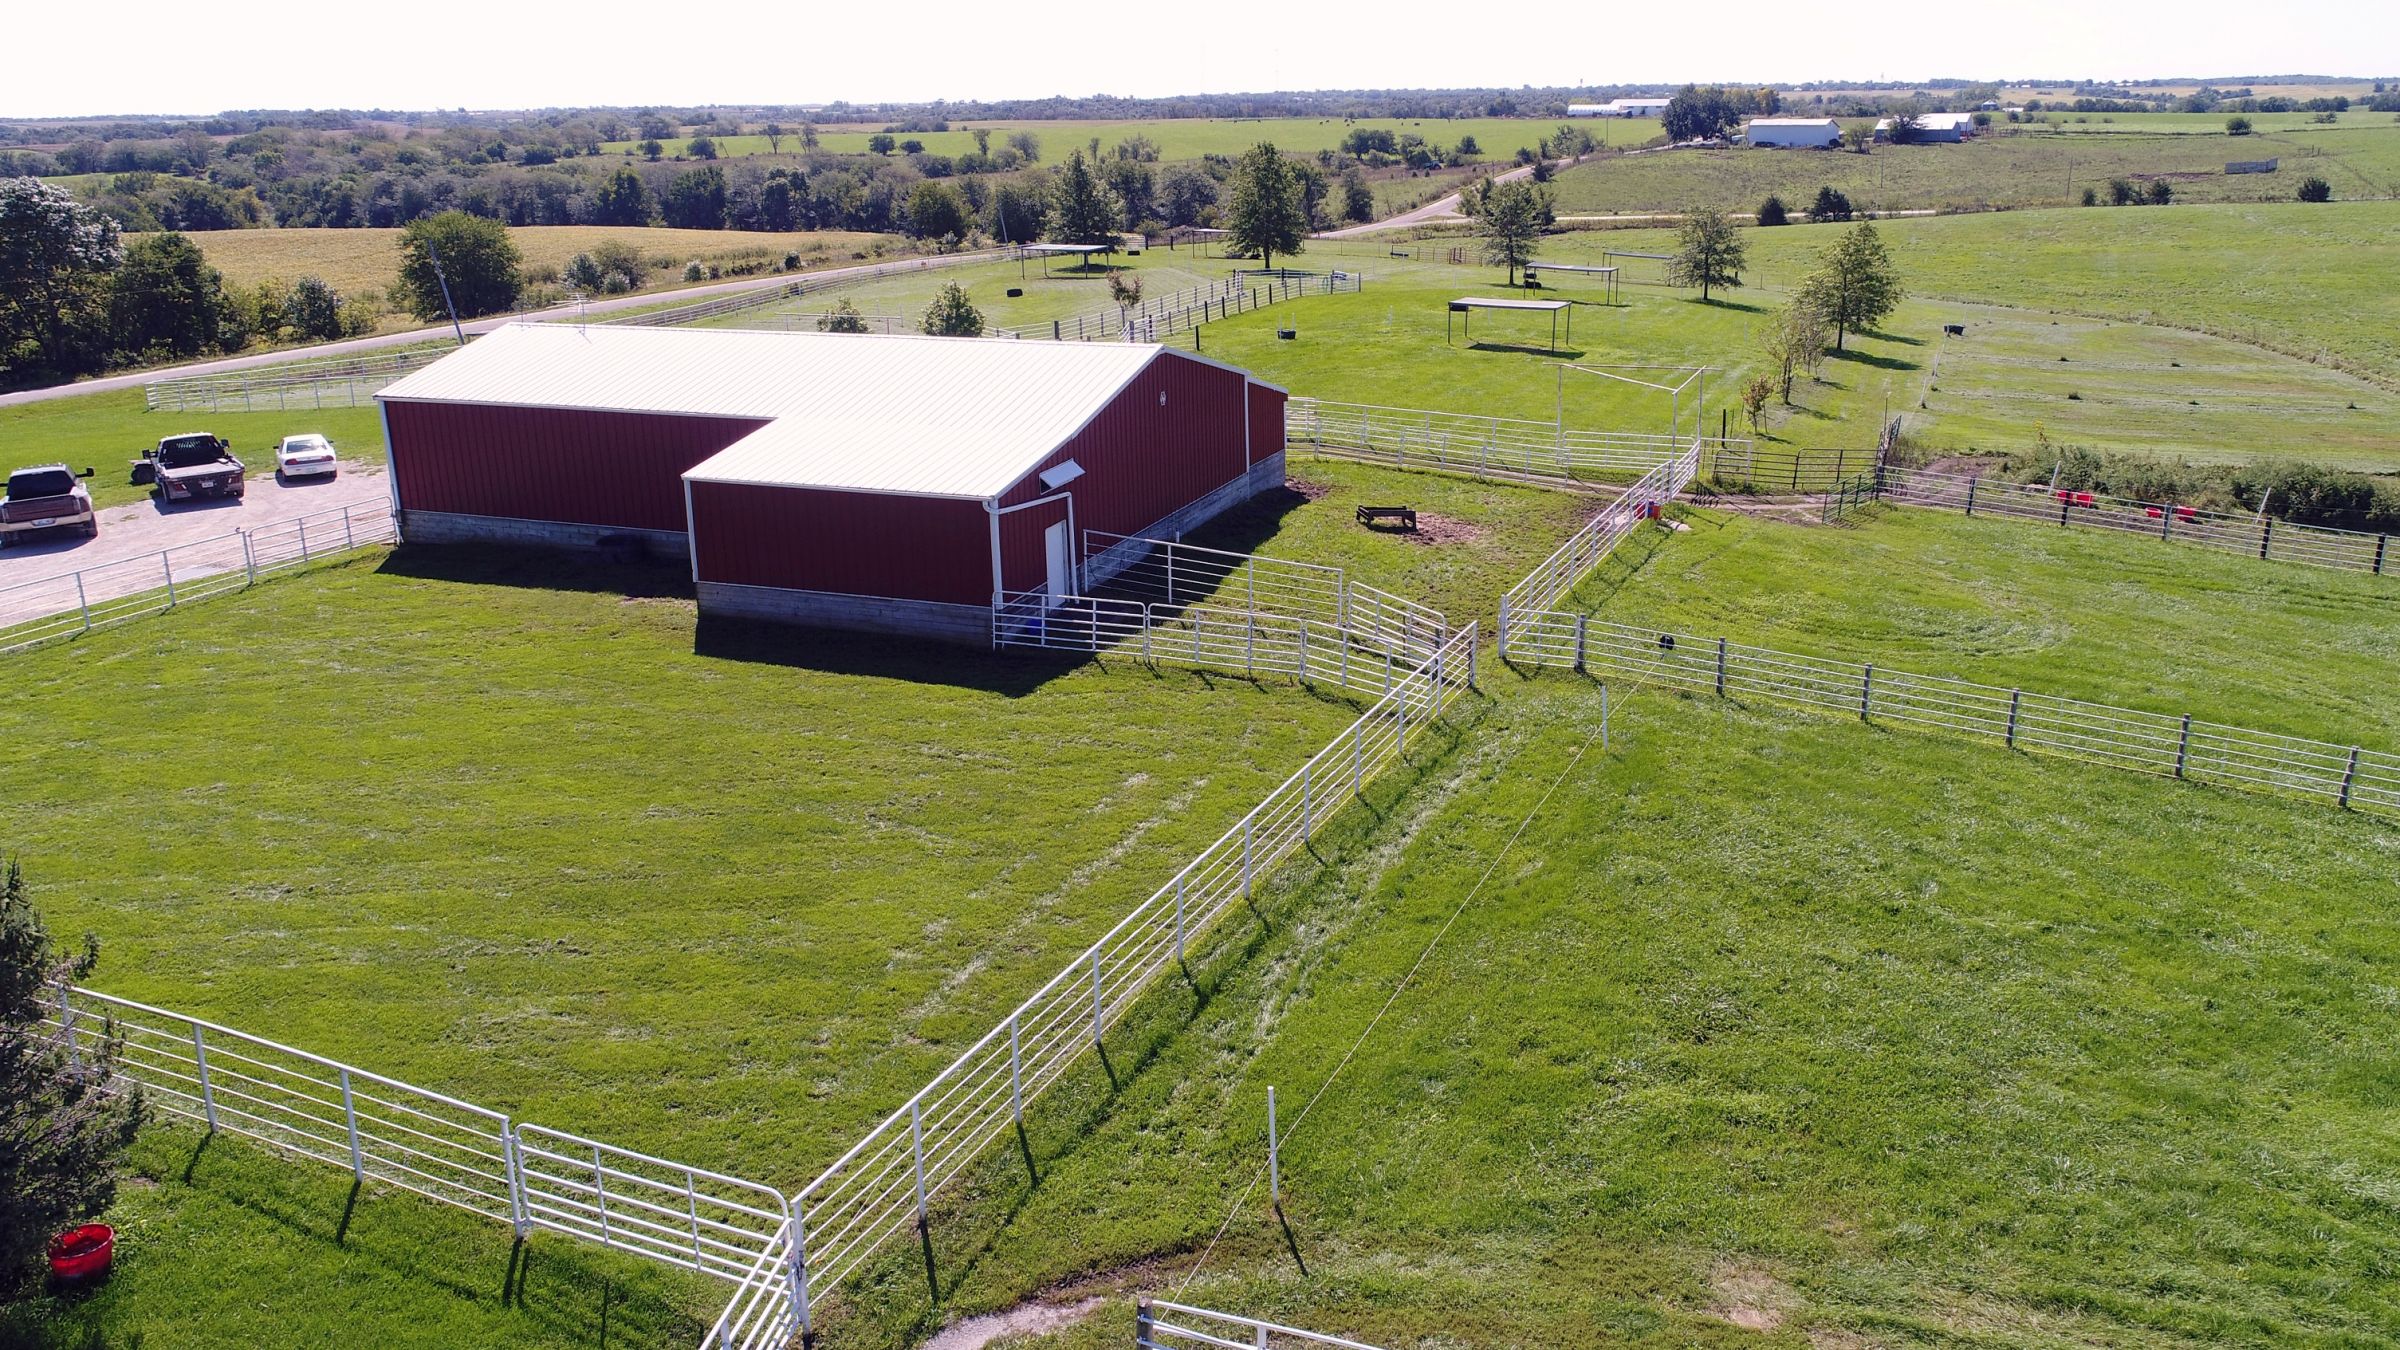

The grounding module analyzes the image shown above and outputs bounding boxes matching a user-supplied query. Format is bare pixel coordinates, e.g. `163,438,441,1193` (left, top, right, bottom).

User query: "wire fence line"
0,497,397,657
1139,1300,1390,1350
1880,466,2396,579
706,622,1481,1350
1578,619,2398,817
1496,445,1702,669
1082,531,1447,660
44,986,793,1285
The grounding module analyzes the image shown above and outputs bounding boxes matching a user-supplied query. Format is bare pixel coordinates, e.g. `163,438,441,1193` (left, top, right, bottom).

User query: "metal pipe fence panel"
1289,398,1729,488
0,499,398,657
513,1125,790,1281
1082,532,1445,661
1577,619,2398,817
1497,445,1700,667
711,624,1480,1349
1882,466,2395,579
1139,1300,1391,1350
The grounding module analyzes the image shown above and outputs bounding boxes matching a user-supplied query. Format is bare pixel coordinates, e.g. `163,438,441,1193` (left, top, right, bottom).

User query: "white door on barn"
1044,520,1074,603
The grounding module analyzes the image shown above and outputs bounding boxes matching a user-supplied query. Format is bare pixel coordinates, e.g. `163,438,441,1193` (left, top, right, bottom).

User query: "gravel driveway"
0,460,390,632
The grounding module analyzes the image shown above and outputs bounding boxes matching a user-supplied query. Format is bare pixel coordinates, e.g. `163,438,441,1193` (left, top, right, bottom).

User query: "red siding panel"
992,351,1257,594
387,401,770,534
1248,384,1287,467
690,481,992,606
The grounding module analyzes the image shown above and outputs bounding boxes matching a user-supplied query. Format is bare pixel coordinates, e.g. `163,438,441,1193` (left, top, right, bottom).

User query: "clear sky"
6,0,2392,117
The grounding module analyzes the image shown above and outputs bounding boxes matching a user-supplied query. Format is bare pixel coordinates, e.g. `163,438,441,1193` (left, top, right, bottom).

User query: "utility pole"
428,239,466,346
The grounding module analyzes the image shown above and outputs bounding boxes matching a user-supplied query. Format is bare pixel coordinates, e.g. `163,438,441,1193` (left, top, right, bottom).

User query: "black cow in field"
1943,323,1967,337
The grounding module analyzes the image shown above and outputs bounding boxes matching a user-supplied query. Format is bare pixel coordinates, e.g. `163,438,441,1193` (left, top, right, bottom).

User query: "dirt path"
920,1296,1107,1350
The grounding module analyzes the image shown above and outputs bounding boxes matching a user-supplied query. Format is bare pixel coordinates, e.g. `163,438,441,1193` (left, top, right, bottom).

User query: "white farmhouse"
1744,117,1844,148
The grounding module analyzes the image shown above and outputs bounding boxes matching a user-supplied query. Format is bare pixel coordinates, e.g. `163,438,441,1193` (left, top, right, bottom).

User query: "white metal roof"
1449,297,1570,311
379,323,1208,499
1748,118,1841,128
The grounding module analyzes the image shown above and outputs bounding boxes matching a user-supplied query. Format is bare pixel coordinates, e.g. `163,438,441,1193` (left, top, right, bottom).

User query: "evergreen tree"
2,859,146,1291
1224,143,1309,270
921,281,984,337
1048,151,1123,246
1798,222,1903,350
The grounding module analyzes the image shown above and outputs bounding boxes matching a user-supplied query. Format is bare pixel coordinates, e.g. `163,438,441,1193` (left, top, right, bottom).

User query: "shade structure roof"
1448,297,1571,312
378,323,1196,500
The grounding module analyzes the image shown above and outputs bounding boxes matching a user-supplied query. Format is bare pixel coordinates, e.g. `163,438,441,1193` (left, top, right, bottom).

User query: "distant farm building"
1875,112,1977,143
2226,158,2280,174
1571,98,1671,117
376,325,1287,644
1744,117,1844,148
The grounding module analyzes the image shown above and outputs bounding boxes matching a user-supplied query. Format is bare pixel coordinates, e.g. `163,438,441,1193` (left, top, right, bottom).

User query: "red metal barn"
376,324,1286,643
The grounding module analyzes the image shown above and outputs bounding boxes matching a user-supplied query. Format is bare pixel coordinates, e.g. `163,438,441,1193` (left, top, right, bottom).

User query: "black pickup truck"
147,433,246,504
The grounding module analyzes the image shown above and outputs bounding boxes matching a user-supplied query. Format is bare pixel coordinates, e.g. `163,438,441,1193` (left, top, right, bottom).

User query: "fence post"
685,1168,705,1268
1351,715,1365,799
1496,596,1510,662
1091,948,1103,1046
1715,638,1728,697
1267,1085,1280,1209
2340,747,2360,809
2375,535,2388,576
1601,683,1610,752
340,1068,366,1182
1009,1013,1023,1125
910,1099,927,1230
191,1024,218,1131
241,531,258,585
2006,689,2022,748
1301,758,1313,836
75,573,92,632
789,1202,815,1346
163,553,177,606
1574,614,1589,671
1298,620,1310,682
1174,874,1186,963
1860,663,1874,720
2259,517,2273,560
500,1126,529,1235
343,506,356,551
2175,715,2192,778
1137,1300,1153,1350
1467,635,1477,689
1246,611,1255,676
298,517,310,563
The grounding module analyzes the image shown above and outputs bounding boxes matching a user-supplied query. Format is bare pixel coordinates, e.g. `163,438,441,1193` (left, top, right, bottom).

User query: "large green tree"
2,859,146,1291
397,211,522,323
1478,179,1553,286
108,232,228,361
590,167,649,226
1048,151,1123,246
920,281,985,337
1667,207,1746,301
1223,142,1309,270
907,181,969,241
1799,222,1904,350
0,177,120,387
660,165,728,230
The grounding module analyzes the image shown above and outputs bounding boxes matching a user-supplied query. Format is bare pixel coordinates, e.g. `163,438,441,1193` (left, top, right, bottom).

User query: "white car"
275,434,340,480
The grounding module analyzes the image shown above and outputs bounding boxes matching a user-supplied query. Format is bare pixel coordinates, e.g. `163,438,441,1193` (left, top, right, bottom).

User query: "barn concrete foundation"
398,511,690,559
696,582,994,645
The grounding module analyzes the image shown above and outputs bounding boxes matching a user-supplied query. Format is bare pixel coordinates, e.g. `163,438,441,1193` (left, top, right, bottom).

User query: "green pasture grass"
821,671,2400,1349
1574,504,2400,743
0,1125,719,1349
0,388,390,509
602,117,1663,164
1906,307,2400,470
704,248,1229,334
2012,110,2391,134
1544,123,2400,219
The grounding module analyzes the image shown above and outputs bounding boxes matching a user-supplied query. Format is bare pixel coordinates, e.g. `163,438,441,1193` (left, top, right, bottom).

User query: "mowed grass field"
0,388,390,509
605,116,1664,162
1574,504,2400,744
822,667,2400,1350
0,460,1569,1346
1546,124,2400,218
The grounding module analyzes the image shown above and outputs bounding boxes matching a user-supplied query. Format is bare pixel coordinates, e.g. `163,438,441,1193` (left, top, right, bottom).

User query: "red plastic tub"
48,1225,115,1281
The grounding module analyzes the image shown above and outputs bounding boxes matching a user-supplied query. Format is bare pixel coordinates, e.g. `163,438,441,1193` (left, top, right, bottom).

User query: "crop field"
1544,124,2400,218
603,117,1663,163
166,226,906,319
819,667,2400,1350
1572,503,2400,743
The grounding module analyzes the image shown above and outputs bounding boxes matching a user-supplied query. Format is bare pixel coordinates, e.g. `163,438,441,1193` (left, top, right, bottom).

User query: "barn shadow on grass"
694,615,1078,697
379,542,693,601
1173,483,1309,556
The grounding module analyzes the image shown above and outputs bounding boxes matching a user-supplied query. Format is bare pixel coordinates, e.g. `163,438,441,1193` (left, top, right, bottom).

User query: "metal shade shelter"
1448,297,1573,353
1522,263,1620,305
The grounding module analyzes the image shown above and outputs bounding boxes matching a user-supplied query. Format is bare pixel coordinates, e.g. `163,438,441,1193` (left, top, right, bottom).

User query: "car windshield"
157,438,224,468
285,437,327,453
7,469,75,499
